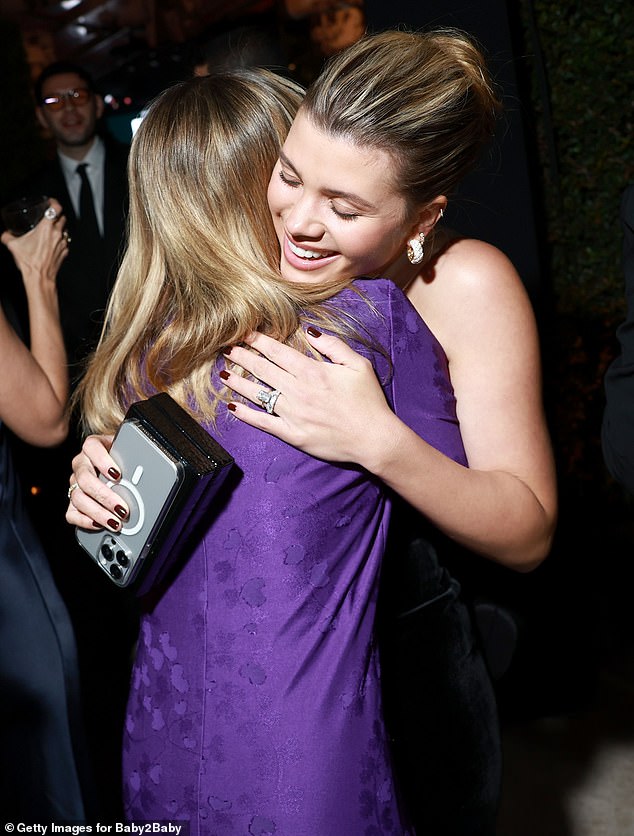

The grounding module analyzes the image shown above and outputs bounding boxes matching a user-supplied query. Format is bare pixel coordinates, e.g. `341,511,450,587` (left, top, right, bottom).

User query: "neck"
58,135,97,162
383,250,422,293
385,227,455,292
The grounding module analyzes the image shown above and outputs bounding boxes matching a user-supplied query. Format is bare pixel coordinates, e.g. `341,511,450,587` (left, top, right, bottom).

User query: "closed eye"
330,202,358,221
279,168,358,220
279,169,301,188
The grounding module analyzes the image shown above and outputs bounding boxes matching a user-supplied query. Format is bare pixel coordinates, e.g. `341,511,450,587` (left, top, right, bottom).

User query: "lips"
61,118,84,129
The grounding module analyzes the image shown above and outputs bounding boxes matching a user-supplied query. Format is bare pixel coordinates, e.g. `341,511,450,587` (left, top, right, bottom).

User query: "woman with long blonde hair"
69,67,470,832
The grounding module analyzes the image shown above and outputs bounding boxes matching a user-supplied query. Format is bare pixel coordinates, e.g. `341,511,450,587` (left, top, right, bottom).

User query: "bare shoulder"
432,237,525,296
411,237,536,358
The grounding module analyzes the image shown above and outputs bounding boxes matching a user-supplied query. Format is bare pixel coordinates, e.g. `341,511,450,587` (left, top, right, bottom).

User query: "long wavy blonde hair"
77,70,360,434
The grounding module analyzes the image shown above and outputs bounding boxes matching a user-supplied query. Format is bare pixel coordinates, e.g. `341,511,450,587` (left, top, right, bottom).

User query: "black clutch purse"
75,392,234,594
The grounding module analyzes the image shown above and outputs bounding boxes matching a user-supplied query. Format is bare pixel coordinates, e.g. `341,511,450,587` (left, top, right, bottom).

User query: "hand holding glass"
1,196,51,236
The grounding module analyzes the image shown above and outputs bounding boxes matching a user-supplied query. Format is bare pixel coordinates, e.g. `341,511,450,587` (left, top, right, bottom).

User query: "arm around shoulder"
365,238,557,570
220,240,557,568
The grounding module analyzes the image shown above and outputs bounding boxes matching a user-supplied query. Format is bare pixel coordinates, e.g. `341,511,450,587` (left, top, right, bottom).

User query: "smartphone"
76,419,182,587
75,393,234,593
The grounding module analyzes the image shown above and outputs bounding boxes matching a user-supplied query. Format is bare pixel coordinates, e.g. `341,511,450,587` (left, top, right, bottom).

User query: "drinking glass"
1,195,50,236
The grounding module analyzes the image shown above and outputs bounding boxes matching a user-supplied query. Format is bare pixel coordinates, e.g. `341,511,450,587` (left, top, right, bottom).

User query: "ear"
35,106,49,131
94,93,105,120
408,196,448,240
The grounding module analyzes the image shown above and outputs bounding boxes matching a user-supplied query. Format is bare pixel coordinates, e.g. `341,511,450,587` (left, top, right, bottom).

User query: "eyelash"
279,169,300,188
330,205,358,222
278,169,359,222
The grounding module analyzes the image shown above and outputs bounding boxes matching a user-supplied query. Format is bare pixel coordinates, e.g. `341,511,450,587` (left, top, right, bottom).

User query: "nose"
284,193,323,241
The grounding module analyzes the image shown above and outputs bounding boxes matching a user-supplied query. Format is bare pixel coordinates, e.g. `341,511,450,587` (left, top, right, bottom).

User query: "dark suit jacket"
602,185,634,494
19,136,129,374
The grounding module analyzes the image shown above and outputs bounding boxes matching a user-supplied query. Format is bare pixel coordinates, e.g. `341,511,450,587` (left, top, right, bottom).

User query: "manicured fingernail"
114,505,128,519
227,403,237,412
219,370,230,380
107,518,119,531
306,327,322,338
108,467,121,480
223,346,234,355
91,520,102,529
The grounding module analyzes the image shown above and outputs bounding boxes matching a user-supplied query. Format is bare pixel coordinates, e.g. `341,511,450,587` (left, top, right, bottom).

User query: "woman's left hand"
221,329,396,465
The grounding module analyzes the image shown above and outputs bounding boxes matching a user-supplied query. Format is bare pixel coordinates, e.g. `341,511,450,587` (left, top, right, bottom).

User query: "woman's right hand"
2,198,69,288
223,329,397,468
66,434,129,531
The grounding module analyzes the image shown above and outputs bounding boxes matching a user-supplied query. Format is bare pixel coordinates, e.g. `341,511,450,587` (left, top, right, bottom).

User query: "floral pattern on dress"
123,280,466,834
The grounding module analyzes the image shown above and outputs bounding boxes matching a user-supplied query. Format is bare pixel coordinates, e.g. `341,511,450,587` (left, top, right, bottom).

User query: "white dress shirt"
58,136,106,236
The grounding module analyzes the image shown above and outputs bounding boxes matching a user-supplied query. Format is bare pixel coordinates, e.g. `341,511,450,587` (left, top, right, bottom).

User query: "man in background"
27,60,128,371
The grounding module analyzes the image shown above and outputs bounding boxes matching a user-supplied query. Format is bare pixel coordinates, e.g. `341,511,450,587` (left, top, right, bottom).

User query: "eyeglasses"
40,88,91,111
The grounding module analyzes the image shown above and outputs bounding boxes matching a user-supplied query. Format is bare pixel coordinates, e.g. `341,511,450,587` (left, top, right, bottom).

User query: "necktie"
76,162,102,241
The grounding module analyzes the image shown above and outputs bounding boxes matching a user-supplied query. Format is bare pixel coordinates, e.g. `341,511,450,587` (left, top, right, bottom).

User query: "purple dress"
122,279,467,834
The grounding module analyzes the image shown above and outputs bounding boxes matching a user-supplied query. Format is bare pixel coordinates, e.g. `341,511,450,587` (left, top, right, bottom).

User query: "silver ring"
63,230,71,243
67,482,79,499
44,206,57,221
256,388,281,415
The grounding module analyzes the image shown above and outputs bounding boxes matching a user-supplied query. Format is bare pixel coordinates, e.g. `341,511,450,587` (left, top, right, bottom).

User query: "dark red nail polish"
114,505,128,519
227,403,237,412
306,327,322,338
223,346,234,355
107,518,119,530
91,520,102,529
219,370,230,380
108,467,121,480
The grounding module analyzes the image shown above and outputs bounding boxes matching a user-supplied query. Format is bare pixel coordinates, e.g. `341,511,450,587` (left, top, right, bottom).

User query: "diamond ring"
257,388,282,415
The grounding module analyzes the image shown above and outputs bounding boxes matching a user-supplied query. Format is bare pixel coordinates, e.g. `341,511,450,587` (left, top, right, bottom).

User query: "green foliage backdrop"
509,1,633,498
520,0,634,320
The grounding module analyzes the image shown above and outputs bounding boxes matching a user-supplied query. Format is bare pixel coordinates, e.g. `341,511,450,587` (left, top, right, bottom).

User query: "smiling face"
267,111,418,286
36,72,103,158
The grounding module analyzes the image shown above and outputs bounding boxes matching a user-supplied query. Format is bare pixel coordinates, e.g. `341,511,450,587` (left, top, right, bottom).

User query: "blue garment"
0,422,88,822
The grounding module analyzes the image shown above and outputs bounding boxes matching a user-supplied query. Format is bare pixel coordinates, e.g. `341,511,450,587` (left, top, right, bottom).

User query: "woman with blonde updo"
208,29,556,834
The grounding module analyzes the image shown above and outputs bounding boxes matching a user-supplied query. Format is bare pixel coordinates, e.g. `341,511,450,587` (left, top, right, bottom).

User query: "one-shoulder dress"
122,279,467,835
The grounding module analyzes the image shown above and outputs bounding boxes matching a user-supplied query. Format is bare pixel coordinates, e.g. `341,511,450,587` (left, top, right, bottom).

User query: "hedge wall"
519,0,634,320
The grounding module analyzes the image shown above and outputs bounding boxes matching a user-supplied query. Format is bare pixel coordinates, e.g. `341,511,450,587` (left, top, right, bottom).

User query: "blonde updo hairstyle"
302,28,502,214
77,70,356,434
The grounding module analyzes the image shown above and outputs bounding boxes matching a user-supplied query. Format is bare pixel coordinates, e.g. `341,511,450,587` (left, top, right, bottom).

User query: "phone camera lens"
101,543,114,561
110,564,123,580
116,550,129,567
